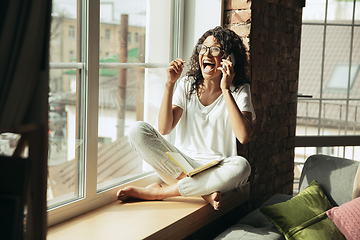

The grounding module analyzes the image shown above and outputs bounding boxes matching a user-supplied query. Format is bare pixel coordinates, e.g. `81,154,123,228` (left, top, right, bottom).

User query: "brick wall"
224,0,304,208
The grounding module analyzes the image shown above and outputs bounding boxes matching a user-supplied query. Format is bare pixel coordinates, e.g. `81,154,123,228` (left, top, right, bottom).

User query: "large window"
48,0,82,208
97,0,164,192
295,0,360,190
47,0,223,226
47,0,174,226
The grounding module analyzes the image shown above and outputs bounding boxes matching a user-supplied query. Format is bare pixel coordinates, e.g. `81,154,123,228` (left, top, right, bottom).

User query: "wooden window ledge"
47,183,249,240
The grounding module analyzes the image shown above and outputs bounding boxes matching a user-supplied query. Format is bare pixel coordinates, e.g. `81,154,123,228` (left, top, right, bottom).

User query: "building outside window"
325,63,359,91
105,29,111,41
135,32,139,43
68,25,76,39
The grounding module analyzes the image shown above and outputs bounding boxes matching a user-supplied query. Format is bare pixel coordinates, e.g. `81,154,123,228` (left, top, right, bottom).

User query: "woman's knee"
127,121,154,145
228,156,251,177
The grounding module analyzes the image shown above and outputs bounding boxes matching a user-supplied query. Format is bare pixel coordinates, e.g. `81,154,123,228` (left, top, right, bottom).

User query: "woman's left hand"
218,56,235,91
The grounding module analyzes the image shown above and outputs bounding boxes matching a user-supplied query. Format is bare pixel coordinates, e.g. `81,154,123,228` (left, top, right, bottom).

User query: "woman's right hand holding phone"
166,58,186,84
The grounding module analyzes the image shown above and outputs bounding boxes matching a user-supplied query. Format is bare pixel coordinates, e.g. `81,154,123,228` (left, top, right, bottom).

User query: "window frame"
47,0,181,227
295,0,360,158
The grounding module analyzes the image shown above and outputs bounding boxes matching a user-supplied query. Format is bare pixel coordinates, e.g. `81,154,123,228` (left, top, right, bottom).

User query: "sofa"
214,154,360,240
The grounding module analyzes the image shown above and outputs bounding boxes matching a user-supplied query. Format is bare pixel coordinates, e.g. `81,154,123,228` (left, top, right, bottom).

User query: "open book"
166,152,222,177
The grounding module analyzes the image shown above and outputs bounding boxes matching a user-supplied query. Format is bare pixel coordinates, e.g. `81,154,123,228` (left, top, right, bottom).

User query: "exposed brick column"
223,0,251,57
223,0,303,208
223,0,252,160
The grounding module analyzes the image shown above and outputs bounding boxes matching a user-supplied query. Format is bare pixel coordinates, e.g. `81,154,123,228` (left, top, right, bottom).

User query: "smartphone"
229,53,236,66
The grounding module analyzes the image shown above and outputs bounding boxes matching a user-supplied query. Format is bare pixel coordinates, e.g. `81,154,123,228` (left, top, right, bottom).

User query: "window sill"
47,182,250,240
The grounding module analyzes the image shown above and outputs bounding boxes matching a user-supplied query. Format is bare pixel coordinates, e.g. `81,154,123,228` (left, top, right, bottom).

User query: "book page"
166,152,194,174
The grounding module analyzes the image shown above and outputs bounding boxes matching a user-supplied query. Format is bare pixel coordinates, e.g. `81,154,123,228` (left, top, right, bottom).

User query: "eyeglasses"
197,44,223,57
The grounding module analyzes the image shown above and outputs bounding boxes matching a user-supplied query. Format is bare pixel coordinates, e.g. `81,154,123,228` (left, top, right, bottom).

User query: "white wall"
182,0,223,63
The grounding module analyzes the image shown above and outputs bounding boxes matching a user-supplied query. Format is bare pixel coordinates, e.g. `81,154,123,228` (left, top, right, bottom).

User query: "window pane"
298,25,324,97
352,27,360,83
326,64,359,90
97,0,149,191
48,69,85,207
296,99,360,136
97,65,145,191
302,0,326,23
296,100,320,136
347,100,360,135
320,100,347,135
327,0,356,24
295,147,318,163
99,0,146,63
355,1,360,21
50,1,78,63
323,26,352,96
96,66,169,191
303,1,359,24
48,0,86,208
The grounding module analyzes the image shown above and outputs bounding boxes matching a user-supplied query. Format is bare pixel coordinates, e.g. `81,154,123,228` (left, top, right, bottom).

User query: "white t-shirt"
172,76,256,162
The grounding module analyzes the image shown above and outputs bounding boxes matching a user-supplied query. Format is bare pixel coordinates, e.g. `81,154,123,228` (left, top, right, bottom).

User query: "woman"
117,26,255,210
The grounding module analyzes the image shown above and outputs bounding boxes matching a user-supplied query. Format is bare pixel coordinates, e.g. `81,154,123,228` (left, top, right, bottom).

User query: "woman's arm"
158,59,185,135
158,83,183,135
219,57,253,144
222,90,253,144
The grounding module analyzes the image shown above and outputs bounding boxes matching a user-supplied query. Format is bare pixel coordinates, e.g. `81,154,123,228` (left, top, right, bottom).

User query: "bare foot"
202,192,221,210
117,183,163,201
117,182,181,202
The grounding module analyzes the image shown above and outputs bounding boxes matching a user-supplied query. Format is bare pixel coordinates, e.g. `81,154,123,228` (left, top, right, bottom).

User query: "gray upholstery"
214,154,360,240
299,154,359,206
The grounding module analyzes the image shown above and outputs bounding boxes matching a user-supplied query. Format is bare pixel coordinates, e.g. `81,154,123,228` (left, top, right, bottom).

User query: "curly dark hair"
185,26,250,98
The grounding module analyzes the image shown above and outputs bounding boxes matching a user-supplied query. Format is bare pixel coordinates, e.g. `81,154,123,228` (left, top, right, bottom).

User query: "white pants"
127,121,251,197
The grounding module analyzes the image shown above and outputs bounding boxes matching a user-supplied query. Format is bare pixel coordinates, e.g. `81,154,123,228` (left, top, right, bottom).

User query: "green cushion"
260,180,346,240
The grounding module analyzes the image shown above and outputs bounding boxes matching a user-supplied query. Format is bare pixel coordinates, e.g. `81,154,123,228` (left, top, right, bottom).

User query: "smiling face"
199,35,223,81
